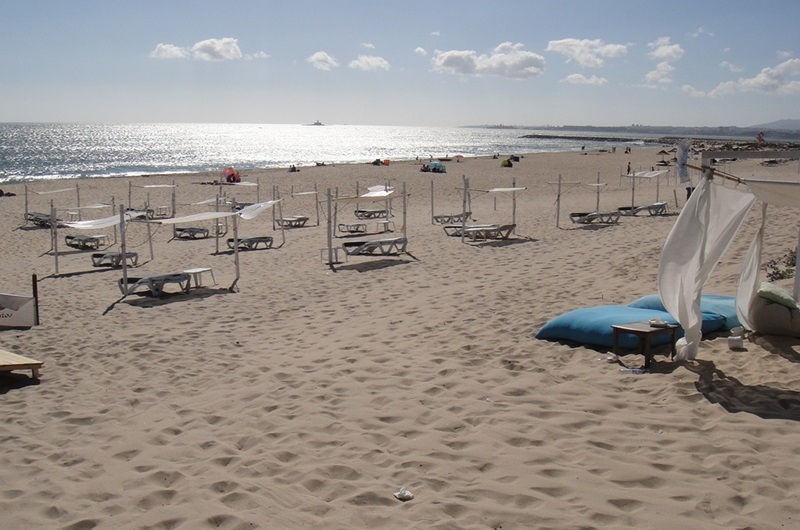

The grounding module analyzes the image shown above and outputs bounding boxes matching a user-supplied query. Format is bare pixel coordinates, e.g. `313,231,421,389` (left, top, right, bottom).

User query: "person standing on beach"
627,162,631,175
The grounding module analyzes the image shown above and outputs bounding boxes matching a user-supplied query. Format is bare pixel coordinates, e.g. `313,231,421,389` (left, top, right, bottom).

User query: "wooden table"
611,321,677,368
0,348,43,379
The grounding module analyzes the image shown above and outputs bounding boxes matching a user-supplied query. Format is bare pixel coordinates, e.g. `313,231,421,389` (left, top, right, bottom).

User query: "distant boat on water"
304,120,325,126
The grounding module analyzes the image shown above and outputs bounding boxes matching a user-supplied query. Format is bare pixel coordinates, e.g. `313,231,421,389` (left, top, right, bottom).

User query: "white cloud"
647,37,684,62
708,58,800,97
348,55,391,71
546,38,627,68
432,42,545,79
361,43,375,50
415,47,427,56
431,31,441,37
778,50,794,59
149,43,189,59
562,73,608,85
306,51,339,71
682,84,706,97
691,27,714,38
719,60,743,73
191,38,243,61
643,37,683,85
645,61,674,84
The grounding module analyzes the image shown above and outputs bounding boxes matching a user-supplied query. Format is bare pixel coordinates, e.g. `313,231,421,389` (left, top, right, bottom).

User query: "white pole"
512,177,517,233
76,183,82,220
556,175,562,228
326,188,334,266
315,183,320,226
120,206,128,291
147,220,154,261
51,201,58,274
430,179,435,224
230,214,240,292
403,182,408,242
595,172,601,213
461,175,468,243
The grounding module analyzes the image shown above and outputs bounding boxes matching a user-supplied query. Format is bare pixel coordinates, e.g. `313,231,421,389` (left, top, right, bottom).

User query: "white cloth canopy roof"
63,200,280,229
658,173,800,360
486,187,526,193
629,170,668,179
64,213,136,230
333,185,397,202
149,199,281,224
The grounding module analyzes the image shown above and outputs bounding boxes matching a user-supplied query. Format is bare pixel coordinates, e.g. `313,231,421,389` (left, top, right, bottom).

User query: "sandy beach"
2,146,800,530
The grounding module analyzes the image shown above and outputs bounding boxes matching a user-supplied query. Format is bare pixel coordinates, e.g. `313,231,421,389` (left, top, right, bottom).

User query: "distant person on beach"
627,162,631,175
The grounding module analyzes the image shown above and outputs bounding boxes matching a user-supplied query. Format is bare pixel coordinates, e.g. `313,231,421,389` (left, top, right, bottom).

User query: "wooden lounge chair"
354,208,388,219
175,227,210,239
65,234,105,250
125,207,154,220
442,224,498,237
433,212,472,224
118,273,191,297
338,222,367,234
341,237,407,256
92,251,138,268
226,236,273,250
463,224,516,241
25,212,62,228
277,216,309,228
618,202,668,217
570,211,621,224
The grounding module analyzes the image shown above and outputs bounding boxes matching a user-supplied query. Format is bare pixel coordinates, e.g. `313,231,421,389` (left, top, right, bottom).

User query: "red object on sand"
223,167,240,183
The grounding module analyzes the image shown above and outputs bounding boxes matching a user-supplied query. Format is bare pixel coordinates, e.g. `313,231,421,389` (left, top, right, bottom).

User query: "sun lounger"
443,224,498,237
463,224,516,241
277,216,309,228
0,347,43,379
125,207,154,220
433,212,472,224
618,202,668,217
644,202,668,216
65,234,107,250
92,251,138,268
338,222,367,234
118,273,191,297
24,212,62,228
175,227,210,239
354,208,388,219
569,211,621,224
226,236,273,250
341,237,407,256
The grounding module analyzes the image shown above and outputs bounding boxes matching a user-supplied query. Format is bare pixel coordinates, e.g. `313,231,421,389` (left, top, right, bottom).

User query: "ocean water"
0,123,644,184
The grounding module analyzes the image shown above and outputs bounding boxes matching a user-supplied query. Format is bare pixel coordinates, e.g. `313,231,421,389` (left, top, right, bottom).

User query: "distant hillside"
482,124,800,142
752,119,800,131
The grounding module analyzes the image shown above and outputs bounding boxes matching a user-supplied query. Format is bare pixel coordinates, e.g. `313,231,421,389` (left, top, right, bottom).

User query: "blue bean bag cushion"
535,305,727,349
627,293,740,330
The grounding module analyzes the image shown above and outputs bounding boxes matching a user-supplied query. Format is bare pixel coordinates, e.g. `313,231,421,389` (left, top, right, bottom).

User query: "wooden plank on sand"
0,348,43,379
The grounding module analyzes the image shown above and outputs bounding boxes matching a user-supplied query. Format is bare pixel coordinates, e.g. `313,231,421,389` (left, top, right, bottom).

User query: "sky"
2,0,799,128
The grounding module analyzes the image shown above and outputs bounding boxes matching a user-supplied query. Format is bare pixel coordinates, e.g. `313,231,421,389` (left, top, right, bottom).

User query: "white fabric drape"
735,203,768,331
658,177,756,360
